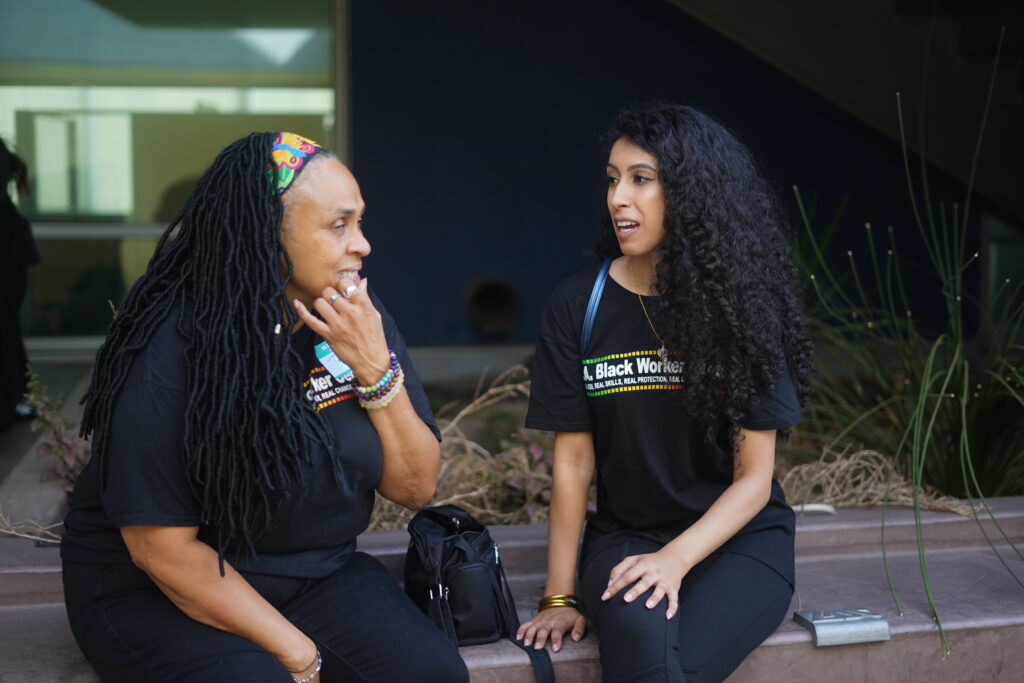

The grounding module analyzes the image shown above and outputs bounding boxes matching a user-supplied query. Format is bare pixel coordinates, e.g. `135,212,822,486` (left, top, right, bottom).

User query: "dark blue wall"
351,0,979,345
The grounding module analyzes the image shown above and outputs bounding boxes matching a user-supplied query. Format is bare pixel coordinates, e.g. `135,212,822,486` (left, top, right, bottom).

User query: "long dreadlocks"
80,131,331,560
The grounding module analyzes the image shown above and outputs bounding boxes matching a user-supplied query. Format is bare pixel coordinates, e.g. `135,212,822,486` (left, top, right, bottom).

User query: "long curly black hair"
595,104,814,454
80,132,333,563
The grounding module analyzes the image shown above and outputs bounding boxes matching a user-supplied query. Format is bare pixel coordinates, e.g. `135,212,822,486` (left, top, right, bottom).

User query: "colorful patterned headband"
267,132,323,195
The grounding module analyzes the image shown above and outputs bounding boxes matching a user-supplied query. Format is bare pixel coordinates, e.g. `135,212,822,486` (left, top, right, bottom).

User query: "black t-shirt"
526,264,801,585
61,293,440,579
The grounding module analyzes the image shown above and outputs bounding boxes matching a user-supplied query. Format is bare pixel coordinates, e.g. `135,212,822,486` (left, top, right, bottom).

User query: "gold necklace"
628,258,668,361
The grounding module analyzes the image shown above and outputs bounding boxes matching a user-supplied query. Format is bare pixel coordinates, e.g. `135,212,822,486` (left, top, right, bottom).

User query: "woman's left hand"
601,549,688,619
292,277,391,383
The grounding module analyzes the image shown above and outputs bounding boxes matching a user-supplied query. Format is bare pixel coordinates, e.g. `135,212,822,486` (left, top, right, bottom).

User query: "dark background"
351,0,1020,345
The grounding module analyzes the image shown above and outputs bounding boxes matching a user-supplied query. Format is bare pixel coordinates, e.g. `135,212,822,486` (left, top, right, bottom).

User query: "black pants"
63,552,468,683
0,258,28,431
579,540,793,683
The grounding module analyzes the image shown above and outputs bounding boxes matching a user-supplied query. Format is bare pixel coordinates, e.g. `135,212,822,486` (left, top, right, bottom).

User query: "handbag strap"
428,561,458,643
581,258,612,352
496,561,555,683
427,585,458,643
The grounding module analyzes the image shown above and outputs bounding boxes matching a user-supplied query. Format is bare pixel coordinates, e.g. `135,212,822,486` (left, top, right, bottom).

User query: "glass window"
1,0,336,338
25,237,160,336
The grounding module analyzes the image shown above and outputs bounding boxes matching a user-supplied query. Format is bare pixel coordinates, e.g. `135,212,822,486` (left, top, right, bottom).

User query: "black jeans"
63,552,468,682
579,540,793,683
0,258,28,431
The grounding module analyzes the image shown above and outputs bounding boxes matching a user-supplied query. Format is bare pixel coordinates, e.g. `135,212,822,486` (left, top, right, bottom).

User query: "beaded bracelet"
537,594,578,611
291,650,322,683
359,366,405,410
360,375,403,410
360,370,403,409
359,364,402,401
355,350,399,395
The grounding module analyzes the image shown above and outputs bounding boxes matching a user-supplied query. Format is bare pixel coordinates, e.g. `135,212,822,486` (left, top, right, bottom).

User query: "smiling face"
280,156,369,308
606,136,666,262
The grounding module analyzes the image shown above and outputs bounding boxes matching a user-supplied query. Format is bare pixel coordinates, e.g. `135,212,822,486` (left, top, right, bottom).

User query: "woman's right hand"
516,606,586,652
292,277,390,385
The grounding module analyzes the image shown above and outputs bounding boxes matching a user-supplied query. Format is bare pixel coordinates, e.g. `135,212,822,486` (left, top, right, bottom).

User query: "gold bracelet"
537,594,578,611
538,601,577,611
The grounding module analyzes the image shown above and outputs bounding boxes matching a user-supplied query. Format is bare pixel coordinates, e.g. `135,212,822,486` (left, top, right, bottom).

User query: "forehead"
608,137,657,167
286,156,364,213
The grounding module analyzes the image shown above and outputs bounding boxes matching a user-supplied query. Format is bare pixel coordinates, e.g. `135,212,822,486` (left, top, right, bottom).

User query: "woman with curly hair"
60,132,468,682
517,103,813,682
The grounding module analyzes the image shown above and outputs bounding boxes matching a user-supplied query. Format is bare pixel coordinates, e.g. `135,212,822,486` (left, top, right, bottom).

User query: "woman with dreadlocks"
517,104,813,682
60,132,469,683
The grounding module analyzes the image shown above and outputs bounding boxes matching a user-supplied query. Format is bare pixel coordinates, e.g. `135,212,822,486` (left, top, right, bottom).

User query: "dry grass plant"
368,366,573,531
0,507,62,544
781,448,972,516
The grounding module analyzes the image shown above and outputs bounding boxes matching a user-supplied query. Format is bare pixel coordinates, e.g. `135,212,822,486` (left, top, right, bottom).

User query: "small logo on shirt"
306,342,356,411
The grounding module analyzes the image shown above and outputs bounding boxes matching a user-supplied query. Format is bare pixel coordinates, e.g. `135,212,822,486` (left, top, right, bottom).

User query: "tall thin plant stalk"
797,24,1022,656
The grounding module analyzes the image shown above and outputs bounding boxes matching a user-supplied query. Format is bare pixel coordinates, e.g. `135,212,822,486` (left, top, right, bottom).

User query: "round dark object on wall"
466,278,520,339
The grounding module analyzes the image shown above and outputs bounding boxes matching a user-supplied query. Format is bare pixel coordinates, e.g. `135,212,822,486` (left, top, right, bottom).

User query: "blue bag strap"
582,258,612,353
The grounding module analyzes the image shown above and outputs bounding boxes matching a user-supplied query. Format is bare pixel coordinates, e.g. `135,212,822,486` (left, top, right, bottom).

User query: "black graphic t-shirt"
526,264,801,585
61,292,439,579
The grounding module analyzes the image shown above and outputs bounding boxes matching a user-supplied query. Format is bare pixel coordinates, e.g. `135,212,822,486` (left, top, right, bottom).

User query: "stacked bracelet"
354,350,400,396
358,365,401,401
290,650,322,683
358,365,405,410
537,594,578,611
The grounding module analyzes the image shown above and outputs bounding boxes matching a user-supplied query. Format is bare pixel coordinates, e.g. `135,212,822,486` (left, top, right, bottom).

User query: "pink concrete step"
5,499,1020,609
462,542,1024,682
1,499,1022,682
6,543,1021,682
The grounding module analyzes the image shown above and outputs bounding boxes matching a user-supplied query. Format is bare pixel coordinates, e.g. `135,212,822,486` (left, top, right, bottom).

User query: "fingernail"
646,600,654,608
572,633,581,641
624,593,633,601
601,592,609,600
523,640,530,646
553,644,560,652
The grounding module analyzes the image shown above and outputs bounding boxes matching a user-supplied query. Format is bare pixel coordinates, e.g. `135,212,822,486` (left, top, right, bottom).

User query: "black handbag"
405,505,555,682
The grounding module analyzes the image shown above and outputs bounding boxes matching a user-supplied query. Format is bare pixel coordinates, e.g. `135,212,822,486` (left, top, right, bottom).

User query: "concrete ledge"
735,621,1024,683
460,623,1024,683
2,499,1023,682
792,498,1024,557
459,541,1024,682
0,565,63,606
0,605,96,683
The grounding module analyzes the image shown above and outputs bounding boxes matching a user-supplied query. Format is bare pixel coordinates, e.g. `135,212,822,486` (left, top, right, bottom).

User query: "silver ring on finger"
341,284,358,299
328,292,342,304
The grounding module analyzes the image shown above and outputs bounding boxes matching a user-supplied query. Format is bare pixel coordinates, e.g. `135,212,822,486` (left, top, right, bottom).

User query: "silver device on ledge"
793,608,891,647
